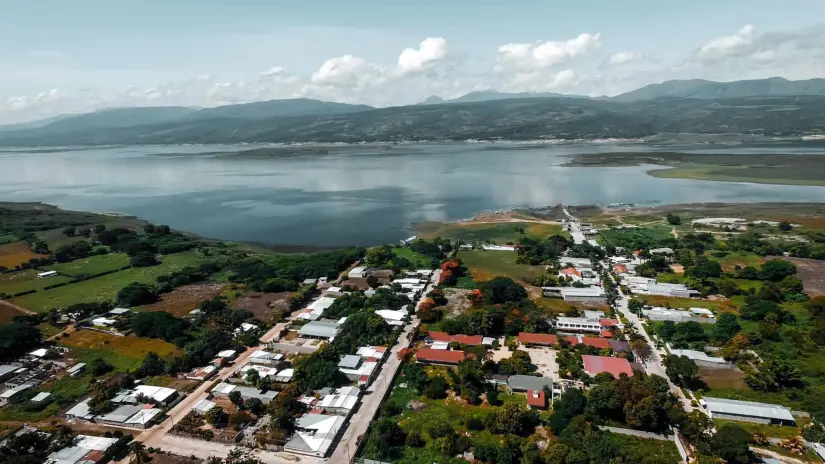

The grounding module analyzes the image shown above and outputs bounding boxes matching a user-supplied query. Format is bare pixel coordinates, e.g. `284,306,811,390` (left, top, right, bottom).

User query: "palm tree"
128,441,150,464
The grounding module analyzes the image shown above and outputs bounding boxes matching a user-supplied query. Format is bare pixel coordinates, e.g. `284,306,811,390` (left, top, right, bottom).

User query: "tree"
129,251,159,267
689,257,722,279
245,398,265,416
548,388,586,434
228,390,244,408
778,220,793,232
708,423,751,464
664,355,699,386
205,405,227,427
117,282,158,306
62,226,76,237
0,323,42,361
666,213,681,225
759,259,796,281
479,277,527,304
128,441,150,464
712,313,741,341
679,410,713,446
630,339,654,363
136,352,166,377
745,357,802,392
627,298,645,314
89,357,114,376
365,245,392,267
366,274,379,288
807,295,825,319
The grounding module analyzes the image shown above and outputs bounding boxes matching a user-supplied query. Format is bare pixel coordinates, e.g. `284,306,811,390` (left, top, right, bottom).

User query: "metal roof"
31,392,52,402
338,355,362,369
0,364,18,378
298,320,341,338
703,397,795,422
507,375,553,391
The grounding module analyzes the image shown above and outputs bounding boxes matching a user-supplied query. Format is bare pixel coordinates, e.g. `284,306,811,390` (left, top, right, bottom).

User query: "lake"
2,142,825,246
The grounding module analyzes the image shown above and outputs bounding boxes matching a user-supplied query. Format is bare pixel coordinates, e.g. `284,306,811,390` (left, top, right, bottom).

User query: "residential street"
561,206,587,245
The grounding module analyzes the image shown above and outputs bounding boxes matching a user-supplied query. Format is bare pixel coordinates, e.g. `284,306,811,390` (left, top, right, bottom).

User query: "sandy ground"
489,341,559,378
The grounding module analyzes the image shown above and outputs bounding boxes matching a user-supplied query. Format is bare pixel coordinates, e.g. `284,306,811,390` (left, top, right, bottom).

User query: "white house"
37,271,57,279
349,267,370,278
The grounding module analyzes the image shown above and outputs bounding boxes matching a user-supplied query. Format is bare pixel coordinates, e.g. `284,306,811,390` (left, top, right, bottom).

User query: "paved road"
328,269,439,463
561,207,587,245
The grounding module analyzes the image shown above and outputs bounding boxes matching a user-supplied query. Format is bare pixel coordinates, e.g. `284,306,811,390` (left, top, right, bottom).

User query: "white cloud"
608,51,642,65
497,33,601,71
260,66,287,77
397,37,448,75
697,24,755,61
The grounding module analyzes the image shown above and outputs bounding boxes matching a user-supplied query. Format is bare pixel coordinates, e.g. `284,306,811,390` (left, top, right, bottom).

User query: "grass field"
0,241,43,269
712,419,802,440
597,226,672,248
12,251,207,312
638,295,738,313
0,234,16,245
458,250,543,282
34,228,91,249
710,252,766,272
0,375,92,422
0,269,74,296
390,247,435,269
59,329,179,371
535,297,608,316
416,221,564,244
50,253,131,277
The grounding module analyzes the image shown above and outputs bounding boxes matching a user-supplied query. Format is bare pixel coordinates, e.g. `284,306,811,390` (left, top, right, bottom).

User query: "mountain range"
2,77,825,146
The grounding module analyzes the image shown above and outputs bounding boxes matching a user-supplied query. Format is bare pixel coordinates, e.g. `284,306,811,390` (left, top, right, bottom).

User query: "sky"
1,0,825,124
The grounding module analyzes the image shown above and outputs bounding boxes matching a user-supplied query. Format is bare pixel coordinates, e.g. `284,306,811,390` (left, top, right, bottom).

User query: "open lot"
780,257,825,296
0,241,43,269
390,247,435,268
534,297,608,316
59,329,180,371
711,252,766,272
50,253,131,277
12,251,208,312
596,226,673,248
232,291,292,321
0,269,74,296
416,220,563,244
699,366,747,391
638,295,738,313
458,250,543,282
34,228,90,249
144,283,225,317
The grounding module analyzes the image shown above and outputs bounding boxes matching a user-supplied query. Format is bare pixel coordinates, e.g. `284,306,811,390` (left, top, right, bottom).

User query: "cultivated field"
50,253,131,277
12,251,207,312
0,269,73,296
59,329,179,371
143,282,225,316
458,250,543,282
0,241,43,268
416,220,563,244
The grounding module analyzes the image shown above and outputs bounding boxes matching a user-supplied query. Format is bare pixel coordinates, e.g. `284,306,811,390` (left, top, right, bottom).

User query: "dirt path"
0,299,35,315
751,447,809,464
671,227,679,238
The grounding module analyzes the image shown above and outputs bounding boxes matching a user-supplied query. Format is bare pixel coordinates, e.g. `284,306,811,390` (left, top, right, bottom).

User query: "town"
2,202,825,464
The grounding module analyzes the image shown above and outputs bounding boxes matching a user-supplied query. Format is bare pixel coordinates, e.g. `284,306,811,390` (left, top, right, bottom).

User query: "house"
582,355,634,378
240,364,279,380
302,278,318,285
29,348,49,358
298,320,341,339
518,332,559,346
235,322,258,334
669,348,732,369
123,408,162,429
542,287,606,303
609,340,631,354
646,283,700,298
193,398,217,415
91,317,117,327
46,435,119,464
65,398,94,421
31,392,52,404
375,308,408,326
249,350,284,366
298,297,338,321
349,266,370,278
642,307,716,324
701,397,795,426
216,349,238,361
507,375,554,393
483,245,517,251
526,389,548,409
559,257,592,269
0,364,18,382
67,363,87,377
415,348,466,365
355,346,389,362
185,365,217,381
128,385,178,405
568,336,612,350
559,268,583,280
316,386,361,416
211,382,278,403
338,355,378,386
97,404,144,427
274,368,294,383
324,286,343,296
650,247,674,256
426,331,484,346
0,383,34,406
108,308,131,316
285,413,346,457
37,271,58,279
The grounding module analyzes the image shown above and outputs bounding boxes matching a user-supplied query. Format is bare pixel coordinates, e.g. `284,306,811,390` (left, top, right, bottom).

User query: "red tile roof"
560,268,582,278
600,319,617,328
519,332,559,346
415,348,466,364
427,331,483,345
600,330,613,338
526,389,547,408
582,355,634,378
614,264,628,274
579,337,611,349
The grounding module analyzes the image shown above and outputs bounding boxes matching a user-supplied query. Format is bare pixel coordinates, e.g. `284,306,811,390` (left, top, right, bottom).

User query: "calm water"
2,143,825,246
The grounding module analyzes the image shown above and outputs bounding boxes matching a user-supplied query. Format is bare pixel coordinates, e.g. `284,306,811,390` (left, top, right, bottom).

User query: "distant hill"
422,90,595,105
2,95,825,146
0,114,77,132
188,98,373,120
613,77,825,102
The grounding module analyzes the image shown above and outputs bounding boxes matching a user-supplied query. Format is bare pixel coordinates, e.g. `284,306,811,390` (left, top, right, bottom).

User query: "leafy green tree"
228,390,244,408
548,388,586,434
707,423,751,464
745,357,802,392
627,298,645,314
129,251,159,267
712,313,741,341
679,410,713,446
117,282,158,306
0,323,42,361
205,405,227,427
666,214,681,225
479,277,527,304
664,355,699,386
759,259,796,281
136,352,166,377
365,245,392,267
778,220,793,232
88,357,114,376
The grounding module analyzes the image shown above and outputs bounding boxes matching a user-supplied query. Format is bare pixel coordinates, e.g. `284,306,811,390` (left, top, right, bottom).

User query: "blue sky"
1,0,824,123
